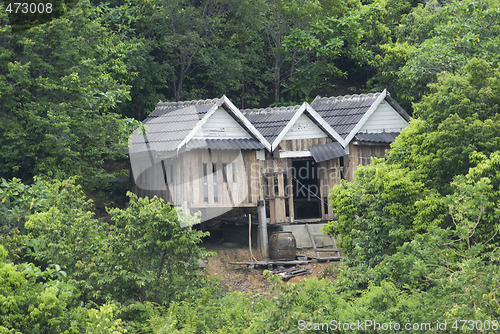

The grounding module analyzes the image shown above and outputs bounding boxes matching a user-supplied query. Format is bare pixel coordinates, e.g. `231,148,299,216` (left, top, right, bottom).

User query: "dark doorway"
292,159,321,219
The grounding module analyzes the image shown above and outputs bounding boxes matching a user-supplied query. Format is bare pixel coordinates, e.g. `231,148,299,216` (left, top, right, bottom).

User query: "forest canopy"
0,0,499,332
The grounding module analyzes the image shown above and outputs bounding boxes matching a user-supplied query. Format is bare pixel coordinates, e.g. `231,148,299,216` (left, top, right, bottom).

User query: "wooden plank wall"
318,158,341,220
346,143,391,181
263,152,286,223
264,138,337,223
132,139,392,223
133,149,261,208
279,138,330,151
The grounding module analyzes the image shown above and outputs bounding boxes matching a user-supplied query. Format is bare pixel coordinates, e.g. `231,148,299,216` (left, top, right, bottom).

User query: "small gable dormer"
193,107,253,139
282,113,328,140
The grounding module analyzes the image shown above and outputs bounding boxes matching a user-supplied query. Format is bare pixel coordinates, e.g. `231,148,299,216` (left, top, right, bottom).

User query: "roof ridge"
189,138,258,141
242,105,300,114
156,98,220,108
312,92,382,103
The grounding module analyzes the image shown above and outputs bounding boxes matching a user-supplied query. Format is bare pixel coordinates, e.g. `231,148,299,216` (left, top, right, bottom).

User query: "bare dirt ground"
201,242,339,295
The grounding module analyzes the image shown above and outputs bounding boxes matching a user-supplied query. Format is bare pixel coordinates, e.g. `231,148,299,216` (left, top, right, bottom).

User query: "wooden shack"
241,89,410,224
310,89,410,182
129,90,410,224
129,96,271,221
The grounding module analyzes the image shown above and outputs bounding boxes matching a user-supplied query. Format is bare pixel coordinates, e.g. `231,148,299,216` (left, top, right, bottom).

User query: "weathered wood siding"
345,142,390,182
262,155,287,224
133,149,261,208
133,138,393,223
279,138,330,152
263,138,338,223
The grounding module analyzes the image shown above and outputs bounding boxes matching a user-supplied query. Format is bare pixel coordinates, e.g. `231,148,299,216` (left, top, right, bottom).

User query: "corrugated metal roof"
354,132,399,143
242,105,301,145
182,139,264,151
311,93,381,139
309,142,347,162
130,92,408,156
148,98,220,118
129,100,218,154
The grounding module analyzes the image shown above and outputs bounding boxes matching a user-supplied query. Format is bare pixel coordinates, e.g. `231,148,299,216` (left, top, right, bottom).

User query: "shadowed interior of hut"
291,159,322,219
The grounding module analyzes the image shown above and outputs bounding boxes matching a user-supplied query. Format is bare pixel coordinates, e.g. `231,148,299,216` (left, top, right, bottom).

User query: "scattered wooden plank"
312,256,343,262
229,260,311,266
277,268,309,280
315,248,342,252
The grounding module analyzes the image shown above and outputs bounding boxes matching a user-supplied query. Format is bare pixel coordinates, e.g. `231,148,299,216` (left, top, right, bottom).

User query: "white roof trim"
271,102,346,151
304,103,345,147
176,103,219,152
271,103,307,151
279,150,312,158
271,102,347,152
220,95,272,151
344,89,388,145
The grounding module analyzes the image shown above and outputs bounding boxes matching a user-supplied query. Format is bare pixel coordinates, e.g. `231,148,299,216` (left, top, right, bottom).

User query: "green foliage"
0,1,132,188
325,57,500,272
373,0,500,106
414,58,500,128
325,159,439,267
446,152,500,247
389,59,500,193
104,193,209,305
152,290,266,334
8,178,208,309
1,177,212,330
0,177,52,261
281,0,384,99
0,245,126,334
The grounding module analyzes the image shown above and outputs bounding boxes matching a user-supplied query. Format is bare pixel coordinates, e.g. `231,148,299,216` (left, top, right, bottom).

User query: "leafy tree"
92,0,279,114
413,58,500,128
373,0,500,107
1,176,211,328
0,245,126,334
151,289,264,333
104,193,209,305
325,58,500,268
278,0,422,100
324,159,443,267
389,59,500,193
20,179,208,307
0,178,52,262
0,1,133,188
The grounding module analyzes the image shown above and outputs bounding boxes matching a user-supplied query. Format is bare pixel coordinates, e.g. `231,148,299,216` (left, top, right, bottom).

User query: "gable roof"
354,132,400,143
242,102,344,151
242,104,301,149
130,90,409,157
310,89,410,145
181,138,264,152
129,96,270,155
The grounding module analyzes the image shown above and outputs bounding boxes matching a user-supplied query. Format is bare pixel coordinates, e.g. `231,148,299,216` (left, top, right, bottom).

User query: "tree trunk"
274,54,280,103
175,54,186,102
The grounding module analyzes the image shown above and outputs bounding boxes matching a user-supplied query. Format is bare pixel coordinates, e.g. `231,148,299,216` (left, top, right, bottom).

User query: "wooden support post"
257,200,269,260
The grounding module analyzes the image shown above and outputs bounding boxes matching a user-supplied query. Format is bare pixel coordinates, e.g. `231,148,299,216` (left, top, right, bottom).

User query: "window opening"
213,163,218,203
222,163,227,183
203,163,208,203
